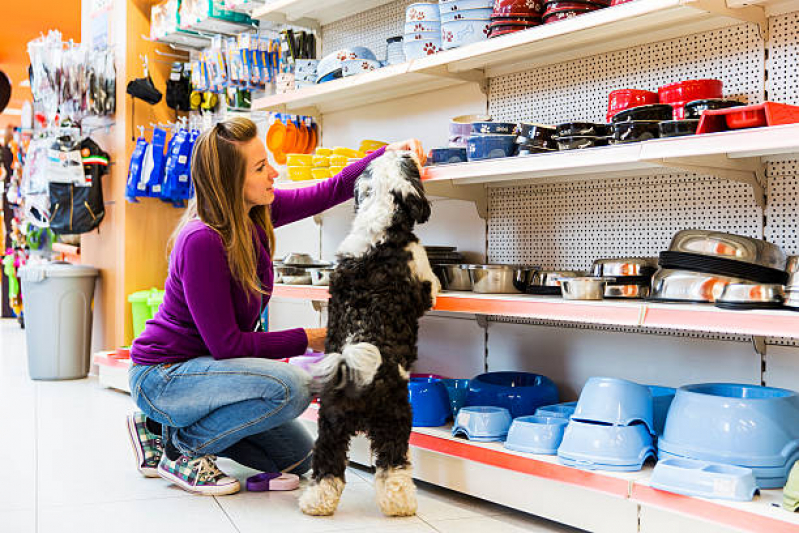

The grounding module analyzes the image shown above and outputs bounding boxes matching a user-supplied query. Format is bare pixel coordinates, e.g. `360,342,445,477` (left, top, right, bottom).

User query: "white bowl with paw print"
403,38,443,60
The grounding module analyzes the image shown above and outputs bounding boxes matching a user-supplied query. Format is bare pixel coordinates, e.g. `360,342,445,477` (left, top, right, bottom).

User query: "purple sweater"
131,147,386,365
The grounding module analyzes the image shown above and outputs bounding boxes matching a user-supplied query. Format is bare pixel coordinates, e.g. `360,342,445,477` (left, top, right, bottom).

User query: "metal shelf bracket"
424,180,488,219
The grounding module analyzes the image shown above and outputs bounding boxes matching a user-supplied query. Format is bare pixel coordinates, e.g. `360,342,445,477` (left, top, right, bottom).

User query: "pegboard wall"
321,0,418,60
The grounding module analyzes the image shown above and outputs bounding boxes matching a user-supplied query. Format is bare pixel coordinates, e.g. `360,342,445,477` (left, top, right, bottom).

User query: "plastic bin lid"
129,289,157,303
19,262,99,282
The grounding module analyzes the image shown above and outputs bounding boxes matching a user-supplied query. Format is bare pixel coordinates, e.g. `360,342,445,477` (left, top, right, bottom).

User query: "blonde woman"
126,116,425,495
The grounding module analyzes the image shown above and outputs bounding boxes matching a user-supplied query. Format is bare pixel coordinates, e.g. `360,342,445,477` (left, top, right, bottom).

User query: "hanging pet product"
126,131,149,202
127,56,162,105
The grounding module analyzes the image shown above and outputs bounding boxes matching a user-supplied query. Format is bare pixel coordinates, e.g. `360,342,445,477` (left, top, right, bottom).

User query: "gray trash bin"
19,262,99,380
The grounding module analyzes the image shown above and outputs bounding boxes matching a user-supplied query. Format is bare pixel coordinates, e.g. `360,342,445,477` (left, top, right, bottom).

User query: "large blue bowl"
558,420,655,472
658,383,799,489
440,378,471,417
505,416,569,455
408,377,451,427
466,371,559,418
572,377,655,434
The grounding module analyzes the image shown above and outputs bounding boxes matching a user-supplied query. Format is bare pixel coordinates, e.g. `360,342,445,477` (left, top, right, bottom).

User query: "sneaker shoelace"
190,456,224,485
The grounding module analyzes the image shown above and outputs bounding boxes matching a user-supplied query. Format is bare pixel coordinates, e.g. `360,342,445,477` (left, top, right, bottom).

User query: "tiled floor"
0,319,581,533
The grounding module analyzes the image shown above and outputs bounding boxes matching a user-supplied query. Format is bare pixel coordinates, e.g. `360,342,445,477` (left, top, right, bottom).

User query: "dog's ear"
398,155,431,224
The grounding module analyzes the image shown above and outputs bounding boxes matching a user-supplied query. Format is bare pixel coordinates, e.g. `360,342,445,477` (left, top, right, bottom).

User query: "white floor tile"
428,513,584,533
0,508,35,533
415,482,507,522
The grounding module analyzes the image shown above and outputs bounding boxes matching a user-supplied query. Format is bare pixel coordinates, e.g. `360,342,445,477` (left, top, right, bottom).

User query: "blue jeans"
129,357,313,474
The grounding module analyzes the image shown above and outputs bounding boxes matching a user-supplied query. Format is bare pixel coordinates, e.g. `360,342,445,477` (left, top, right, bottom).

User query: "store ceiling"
0,0,82,128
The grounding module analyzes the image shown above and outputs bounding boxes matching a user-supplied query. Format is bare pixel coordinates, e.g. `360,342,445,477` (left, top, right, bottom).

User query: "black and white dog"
299,151,440,517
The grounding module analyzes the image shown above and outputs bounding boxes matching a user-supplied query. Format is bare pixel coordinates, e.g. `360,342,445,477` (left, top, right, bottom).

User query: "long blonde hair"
169,117,275,297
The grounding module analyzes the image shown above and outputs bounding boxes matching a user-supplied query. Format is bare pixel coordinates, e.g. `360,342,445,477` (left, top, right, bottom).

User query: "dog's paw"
375,467,418,517
299,477,345,516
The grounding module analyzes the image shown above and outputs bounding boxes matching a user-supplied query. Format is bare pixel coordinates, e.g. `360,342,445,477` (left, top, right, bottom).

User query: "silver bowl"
668,230,787,270
605,283,650,299
650,268,754,303
560,277,614,300
716,283,785,305
275,265,312,285
531,270,586,287
283,252,315,266
308,267,335,286
592,258,657,277
437,264,474,291
466,265,535,294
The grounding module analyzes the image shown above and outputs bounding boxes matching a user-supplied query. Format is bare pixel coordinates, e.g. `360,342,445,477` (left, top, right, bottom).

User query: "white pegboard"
321,0,417,60
489,23,764,124
766,11,799,104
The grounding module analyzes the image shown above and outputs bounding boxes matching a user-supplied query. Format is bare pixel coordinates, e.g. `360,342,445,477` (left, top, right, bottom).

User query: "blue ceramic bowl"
535,402,577,419
558,420,656,472
438,0,494,12
649,385,676,436
471,121,516,135
429,147,468,165
403,38,443,60
441,8,494,22
404,21,441,33
572,377,655,434
441,378,471,416
467,135,517,161
505,416,569,454
408,377,451,427
441,19,491,49
452,406,512,442
465,371,559,418
659,383,799,489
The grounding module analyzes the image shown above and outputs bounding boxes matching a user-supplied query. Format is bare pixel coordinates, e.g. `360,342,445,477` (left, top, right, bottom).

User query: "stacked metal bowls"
592,258,657,299
275,253,333,285
428,246,470,290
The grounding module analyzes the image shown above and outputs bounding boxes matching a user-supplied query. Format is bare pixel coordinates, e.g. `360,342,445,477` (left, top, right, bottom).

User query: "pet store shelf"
299,406,798,533
94,352,132,393
253,0,765,115
251,0,397,28
272,284,799,339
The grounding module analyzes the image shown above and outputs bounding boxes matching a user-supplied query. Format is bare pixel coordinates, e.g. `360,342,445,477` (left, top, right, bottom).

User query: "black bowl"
684,99,745,120
556,122,608,137
611,120,661,144
513,123,556,142
659,119,699,138
611,104,673,123
554,135,609,150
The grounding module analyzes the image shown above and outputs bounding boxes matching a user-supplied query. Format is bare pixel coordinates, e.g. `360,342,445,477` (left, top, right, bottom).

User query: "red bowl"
490,19,541,26
545,0,611,6
607,89,658,122
543,9,594,22
545,1,606,9
611,0,635,4
492,13,543,18
658,79,722,105
725,108,767,129
490,27,529,37
544,5,600,16
494,0,545,12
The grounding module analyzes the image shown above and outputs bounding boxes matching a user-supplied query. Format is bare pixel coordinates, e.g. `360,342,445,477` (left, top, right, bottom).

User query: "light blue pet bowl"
558,420,656,472
572,377,655,435
466,371,559,419
535,402,577,419
658,383,799,489
650,457,758,502
452,406,512,442
505,416,569,455
648,385,676,436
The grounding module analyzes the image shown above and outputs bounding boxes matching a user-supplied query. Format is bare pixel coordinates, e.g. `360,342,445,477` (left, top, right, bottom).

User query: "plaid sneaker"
157,454,241,496
126,413,163,478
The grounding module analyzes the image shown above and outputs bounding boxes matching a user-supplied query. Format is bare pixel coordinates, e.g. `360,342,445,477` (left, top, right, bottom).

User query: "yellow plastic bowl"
359,140,387,152
312,155,330,167
330,155,348,167
329,166,345,175
315,148,333,156
288,166,313,181
332,147,361,159
311,168,332,180
287,154,313,166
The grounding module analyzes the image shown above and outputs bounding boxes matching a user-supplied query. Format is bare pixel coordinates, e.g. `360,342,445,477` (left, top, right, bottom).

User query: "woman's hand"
386,139,427,167
304,328,327,352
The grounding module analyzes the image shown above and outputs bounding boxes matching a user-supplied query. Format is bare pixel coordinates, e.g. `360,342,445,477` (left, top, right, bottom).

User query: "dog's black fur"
310,153,434,485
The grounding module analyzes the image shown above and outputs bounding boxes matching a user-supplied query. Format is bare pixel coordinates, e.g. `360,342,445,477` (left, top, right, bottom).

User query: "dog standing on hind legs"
299,151,440,517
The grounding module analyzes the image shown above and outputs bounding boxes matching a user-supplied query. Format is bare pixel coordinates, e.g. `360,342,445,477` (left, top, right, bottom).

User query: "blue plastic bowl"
408,377,451,427
650,457,758,502
659,383,799,489
558,420,656,472
535,402,577,419
452,406,512,442
649,385,676,436
466,371,559,418
441,378,471,417
467,135,517,161
505,416,569,455
572,377,655,434
429,147,468,165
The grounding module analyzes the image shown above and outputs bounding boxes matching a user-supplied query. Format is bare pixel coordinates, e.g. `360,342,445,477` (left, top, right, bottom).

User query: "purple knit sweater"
131,147,386,365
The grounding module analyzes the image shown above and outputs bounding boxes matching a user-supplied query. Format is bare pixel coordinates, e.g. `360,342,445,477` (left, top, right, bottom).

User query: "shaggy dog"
299,151,440,517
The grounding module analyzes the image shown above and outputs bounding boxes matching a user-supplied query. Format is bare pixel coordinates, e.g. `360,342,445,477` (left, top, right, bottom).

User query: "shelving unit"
252,0,398,28
253,0,766,115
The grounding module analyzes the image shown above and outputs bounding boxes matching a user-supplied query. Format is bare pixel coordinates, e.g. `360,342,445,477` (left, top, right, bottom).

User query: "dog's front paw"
375,467,417,517
299,477,345,516
431,277,441,307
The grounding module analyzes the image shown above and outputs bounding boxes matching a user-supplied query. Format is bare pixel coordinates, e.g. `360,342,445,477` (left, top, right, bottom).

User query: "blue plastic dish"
470,121,516,135
558,420,656,472
408,377,451,427
535,402,577,419
572,377,655,434
467,135,517,161
659,383,799,489
452,406,512,442
441,378,470,417
429,147,468,165
466,371,559,418
505,416,569,455
650,457,758,502
649,385,676,436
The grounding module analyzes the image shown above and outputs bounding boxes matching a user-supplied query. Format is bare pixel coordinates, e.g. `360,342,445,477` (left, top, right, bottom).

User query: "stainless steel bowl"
438,264,474,291
308,267,335,286
788,255,799,274
650,268,754,303
605,283,650,299
283,252,315,266
717,283,785,304
668,230,787,270
560,277,614,300
466,265,534,294
275,265,312,285
531,270,586,287
591,258,657,277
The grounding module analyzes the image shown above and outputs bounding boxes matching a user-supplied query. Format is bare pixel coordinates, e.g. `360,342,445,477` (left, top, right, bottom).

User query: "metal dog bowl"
591,257,657,277
308,267,335,286
560,277,614,300
437,264,474,291
667,230,787,271
466,265,535,294
714,283,785,310
651,268,754,303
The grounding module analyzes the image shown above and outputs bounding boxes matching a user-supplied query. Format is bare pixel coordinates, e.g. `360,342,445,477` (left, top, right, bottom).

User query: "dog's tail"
311,342,382,393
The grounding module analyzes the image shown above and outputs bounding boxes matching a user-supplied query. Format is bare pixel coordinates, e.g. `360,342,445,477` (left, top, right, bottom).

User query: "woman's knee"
280,365,312,418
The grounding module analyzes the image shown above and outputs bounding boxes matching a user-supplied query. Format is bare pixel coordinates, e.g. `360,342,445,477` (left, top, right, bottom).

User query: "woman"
126,116,426,496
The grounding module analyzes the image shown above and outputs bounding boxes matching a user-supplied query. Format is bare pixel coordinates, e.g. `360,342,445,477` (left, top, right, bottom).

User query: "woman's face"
242,137,278,210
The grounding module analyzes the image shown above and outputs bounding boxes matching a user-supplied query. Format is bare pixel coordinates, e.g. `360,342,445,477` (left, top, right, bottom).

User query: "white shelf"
253,0,765,115
251,0,398,28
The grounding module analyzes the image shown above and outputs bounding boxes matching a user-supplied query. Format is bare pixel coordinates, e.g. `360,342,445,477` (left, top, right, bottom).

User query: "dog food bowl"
668,230,787,270
466,264,532,293
308,267,334,286
607,89,659,122
556,122,608,137
650,458,759,501
684,98,744,120
592,257,657,277
408,377,452,427
342,59,381,77
572,377,655,433
558,420,655,471
612,104,674,123
659,119,699,138
452,406,513,441
467,135,517,160
403,38,443,59
555,136,608,150
513,123,556,142
649,385,676,436
439,0,494,11
784,462,799,511
658,383,799,489
436,264,474,291
404,21,441,33
441,378,471,416
466,371,559,418
535,402,577,419
505,416,569,454
560,277,613,300
471,121,516,135
406,2,441,22
650,268,753,303
715,283,785,310
442,19,492,49
429,147,468,165
610,120,661,143
441,8,494,23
